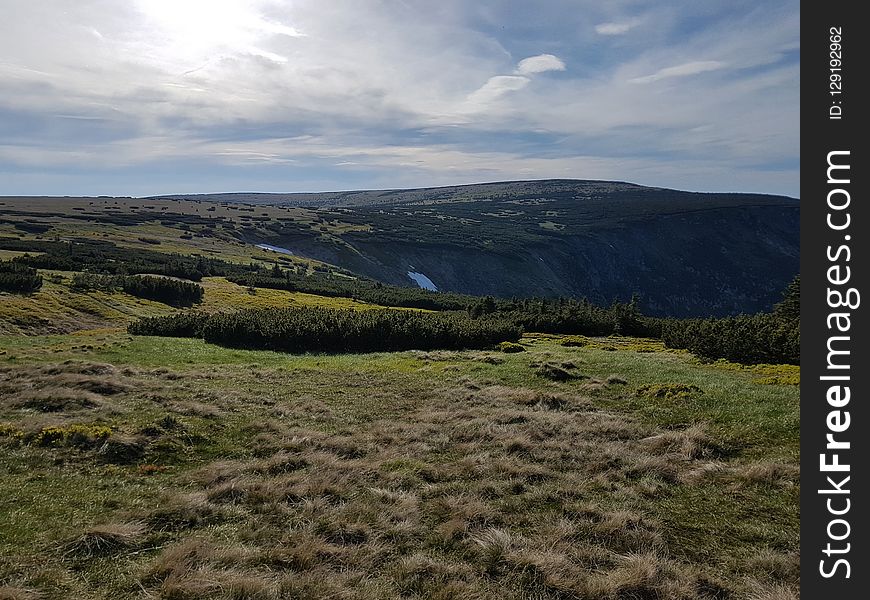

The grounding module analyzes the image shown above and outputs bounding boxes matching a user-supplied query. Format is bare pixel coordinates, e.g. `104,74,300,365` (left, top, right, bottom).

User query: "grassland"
0,330,798,600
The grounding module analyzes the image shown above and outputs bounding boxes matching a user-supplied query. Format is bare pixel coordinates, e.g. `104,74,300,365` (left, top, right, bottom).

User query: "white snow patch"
407,271,438,291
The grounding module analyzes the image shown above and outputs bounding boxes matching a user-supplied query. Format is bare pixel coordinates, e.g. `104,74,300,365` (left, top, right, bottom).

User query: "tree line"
226,268,473,311
225,266,800,364
2,235,799,364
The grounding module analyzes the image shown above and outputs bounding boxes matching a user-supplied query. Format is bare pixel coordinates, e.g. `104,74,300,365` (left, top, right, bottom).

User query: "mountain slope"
181,180,797,317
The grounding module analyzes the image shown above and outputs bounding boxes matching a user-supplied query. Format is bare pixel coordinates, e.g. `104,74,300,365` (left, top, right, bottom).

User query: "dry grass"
0,587,43,600
9,387,104,412
60,522,146,559
87,380,787,599
733,462,800,486
0,343,798,600
0,279,172,335
145,493,227,532
0,362,130,411
640,424,717,460
0,361,220,470
744,579,800,600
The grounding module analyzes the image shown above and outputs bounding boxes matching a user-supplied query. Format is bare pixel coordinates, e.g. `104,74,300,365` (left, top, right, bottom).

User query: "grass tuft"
60,522,145,559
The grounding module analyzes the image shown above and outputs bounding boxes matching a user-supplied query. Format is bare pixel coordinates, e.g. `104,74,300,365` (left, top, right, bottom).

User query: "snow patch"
256,243,294,255
407,271,438,291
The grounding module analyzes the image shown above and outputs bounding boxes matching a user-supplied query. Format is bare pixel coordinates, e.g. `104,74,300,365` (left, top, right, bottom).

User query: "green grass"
0,332,799,599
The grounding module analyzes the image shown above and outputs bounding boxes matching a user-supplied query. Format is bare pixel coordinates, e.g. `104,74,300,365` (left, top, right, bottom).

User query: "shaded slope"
228,181,798,317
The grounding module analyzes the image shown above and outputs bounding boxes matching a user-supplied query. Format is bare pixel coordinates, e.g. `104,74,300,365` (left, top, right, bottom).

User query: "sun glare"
134,0,300,68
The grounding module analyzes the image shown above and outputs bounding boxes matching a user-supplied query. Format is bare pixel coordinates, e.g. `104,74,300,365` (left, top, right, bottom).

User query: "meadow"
0,329,798,599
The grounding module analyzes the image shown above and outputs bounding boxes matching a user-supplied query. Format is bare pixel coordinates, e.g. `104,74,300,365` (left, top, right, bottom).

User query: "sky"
0,1,800,197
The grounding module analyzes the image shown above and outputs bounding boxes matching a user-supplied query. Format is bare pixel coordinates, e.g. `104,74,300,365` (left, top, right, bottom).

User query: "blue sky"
0,1,799,197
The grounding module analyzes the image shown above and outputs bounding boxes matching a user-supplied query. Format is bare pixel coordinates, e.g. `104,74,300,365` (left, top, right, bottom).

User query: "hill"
2,179,799,316
158,179,799,316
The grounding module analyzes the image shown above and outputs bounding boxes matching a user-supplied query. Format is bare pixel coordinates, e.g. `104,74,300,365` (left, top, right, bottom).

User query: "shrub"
0,261,42,294
660,278,800,365
636,383,704,401
491,296,658,338
128,312,210,337
129,307,521,353
121,275,204,307
30,424,112,448
499,341,525,353
72,273,203,307
661,314,798,365
560,336,589,347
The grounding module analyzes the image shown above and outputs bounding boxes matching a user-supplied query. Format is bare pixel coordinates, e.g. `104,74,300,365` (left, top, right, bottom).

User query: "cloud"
0,1,799,197
629,60,726,83
515,54,566,75
465,53,565,109
466,75,530,104
595,20,639,36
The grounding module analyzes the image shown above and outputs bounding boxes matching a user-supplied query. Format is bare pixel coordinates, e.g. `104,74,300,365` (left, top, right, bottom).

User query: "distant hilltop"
152,178,796,208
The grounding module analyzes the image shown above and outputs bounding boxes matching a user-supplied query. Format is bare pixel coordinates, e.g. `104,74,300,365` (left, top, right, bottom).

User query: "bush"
0,261,42,294
660,278,799,365
71,273,203,307
128,312,210,337
129,307,521,353
487,296,657,338
560,336,589,347
661,314,798,365
498,341,525,353
122,275,204,307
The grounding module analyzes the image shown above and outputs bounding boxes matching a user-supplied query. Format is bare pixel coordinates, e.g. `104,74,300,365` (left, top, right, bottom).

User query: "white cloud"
595,20,639,36
466,75,530,105
464,53,565,110
515,54,566,75
629,60,726,83
0,1,799,197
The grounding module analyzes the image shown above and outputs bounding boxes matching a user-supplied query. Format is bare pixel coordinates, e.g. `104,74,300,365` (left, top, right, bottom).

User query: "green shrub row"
71,273,203,307
129,307,521,353
128,311,209,337
469,295,658,338
659,276,800,365
661,314,799,365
